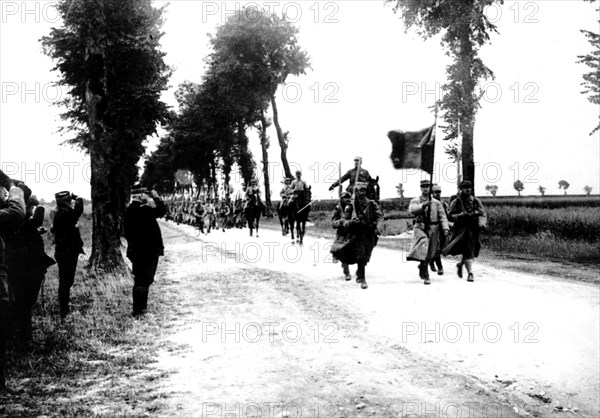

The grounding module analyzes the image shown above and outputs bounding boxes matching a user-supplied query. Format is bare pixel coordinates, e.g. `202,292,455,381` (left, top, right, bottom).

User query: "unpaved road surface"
147,221,599,417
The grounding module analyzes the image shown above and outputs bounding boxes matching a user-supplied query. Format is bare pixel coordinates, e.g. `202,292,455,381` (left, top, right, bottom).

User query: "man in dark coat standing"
52,191,84,318
124,185,166,317
0,172,26,392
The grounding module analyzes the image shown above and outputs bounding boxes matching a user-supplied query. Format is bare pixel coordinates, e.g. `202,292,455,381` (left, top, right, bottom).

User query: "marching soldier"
218,200,230,232
331,191,353,281
328,156,372,194
408,180,449,285
52,190,84,318
429,184,449,274
204,199,216,234
194,200,205,234
0,173,26,392
330,182,383,289
442,180,487,282
124,185,166,317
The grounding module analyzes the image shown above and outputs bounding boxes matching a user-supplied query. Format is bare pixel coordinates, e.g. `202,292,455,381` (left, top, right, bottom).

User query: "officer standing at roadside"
124,185,166,317
52,191,84,318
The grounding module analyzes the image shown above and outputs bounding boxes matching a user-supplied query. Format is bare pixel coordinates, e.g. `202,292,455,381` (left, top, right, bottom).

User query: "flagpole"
426,103,439,230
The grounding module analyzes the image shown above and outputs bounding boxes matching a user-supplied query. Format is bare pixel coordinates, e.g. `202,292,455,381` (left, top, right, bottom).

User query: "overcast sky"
1,0,598,201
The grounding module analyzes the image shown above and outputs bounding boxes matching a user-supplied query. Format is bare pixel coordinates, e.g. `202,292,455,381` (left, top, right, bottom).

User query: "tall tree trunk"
210,159,218,200
236,122,254,185
459,27,476,193
270,95,292,179
259,110,273,217
84,46,127,275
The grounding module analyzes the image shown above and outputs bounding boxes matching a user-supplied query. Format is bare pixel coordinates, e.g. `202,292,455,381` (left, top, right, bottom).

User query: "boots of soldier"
464,259,474,282
356,264,367,289
419,262,431,284
434,257,444,275
342,264,351,281
58,288,70,318
14,310,33,351
140,287,149,313
132,286,149,317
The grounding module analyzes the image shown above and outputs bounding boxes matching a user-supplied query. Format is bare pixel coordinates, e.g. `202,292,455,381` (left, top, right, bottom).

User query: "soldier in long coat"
331,191,353,281
441,180,487,282
330,182,383,289
0,174,26,391
429,184,449,274
52,191,84,317
328,156,372,194
124,185,166,317
408,179,449,285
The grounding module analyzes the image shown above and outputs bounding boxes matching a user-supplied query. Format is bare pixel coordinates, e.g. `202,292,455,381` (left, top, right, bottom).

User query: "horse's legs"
255,216,260,238
289,219,295,241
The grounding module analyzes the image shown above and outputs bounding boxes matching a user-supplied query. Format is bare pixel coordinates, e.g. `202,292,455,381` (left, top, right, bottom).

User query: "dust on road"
146,221,599,417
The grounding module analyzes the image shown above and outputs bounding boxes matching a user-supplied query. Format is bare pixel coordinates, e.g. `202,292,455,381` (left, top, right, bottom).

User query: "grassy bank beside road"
1,211,171,416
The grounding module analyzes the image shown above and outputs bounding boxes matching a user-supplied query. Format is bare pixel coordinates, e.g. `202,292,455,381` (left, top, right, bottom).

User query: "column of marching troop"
329,156,487,288
162,184,263,234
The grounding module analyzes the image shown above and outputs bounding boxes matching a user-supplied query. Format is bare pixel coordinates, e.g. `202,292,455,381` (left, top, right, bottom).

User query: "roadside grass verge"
1,212,177,416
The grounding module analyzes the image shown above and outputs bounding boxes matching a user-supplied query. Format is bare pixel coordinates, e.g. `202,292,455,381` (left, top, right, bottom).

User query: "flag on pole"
387,124,436,174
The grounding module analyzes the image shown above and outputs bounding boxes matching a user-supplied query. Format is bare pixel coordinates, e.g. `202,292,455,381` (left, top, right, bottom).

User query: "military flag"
387,124,436,174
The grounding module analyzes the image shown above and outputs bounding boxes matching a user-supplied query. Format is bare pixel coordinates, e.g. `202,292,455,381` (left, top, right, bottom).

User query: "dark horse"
287,187,311,245
367,175,380,202
276,201,290,236
244,194,263,237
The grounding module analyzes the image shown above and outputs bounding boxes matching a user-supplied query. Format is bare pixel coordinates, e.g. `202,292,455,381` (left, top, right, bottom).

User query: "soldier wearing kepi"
52,190,84,318
124,184,166,317
290,170,309,202
330,182,383,289
328,156,372,194
0,172,26,392
279,177,293,209
442,180,487,282
429,184,449,274
408,179,449,285
331,191,353,281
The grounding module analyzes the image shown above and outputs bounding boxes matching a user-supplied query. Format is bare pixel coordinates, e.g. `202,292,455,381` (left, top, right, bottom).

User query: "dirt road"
148,221,599,417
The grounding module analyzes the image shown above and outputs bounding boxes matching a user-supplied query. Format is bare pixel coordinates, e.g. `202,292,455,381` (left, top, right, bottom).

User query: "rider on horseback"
279,177,294,209
244,179,264,212
290,170,309,204
328,156,372,195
